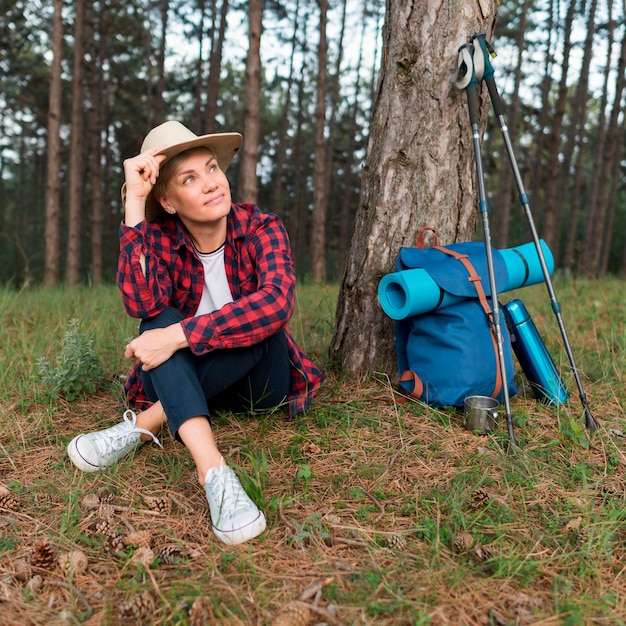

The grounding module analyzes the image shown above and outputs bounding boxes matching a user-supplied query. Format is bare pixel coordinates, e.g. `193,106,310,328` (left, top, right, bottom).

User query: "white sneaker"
204,464,266,545
67,409,162,472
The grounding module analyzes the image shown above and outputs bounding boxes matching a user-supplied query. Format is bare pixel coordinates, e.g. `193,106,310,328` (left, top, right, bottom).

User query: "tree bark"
205,0,229,133
310,0,329,282
494,0,529,249
271,0,300,217
88,1,106,285
562,0,599,271
236,0,262,203
43,0,64,286
542,0,576,256
330,0,499,378
65,0,86,285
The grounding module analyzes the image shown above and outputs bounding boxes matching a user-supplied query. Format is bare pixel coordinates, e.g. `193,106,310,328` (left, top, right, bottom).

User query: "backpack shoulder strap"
434,245,502,399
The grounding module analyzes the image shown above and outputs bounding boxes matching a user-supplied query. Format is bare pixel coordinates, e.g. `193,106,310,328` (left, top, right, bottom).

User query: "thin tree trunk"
310,0,329,282
193,0,208,132
562,0,600,271
236,0,262,203
155,0,168,124
330,0,499,377
530,0,556,226
89,2,106,285
588,15,626,275
494,0,529,249
600,129,623,275
65,0,86,285
205,0,229,132
338,0,368,273
291,72,309,273
271,0,300,217
543,0,576,255
43,0,64,286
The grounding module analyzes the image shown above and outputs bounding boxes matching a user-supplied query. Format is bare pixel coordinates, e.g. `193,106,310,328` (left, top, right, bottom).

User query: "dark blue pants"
139,308,291,441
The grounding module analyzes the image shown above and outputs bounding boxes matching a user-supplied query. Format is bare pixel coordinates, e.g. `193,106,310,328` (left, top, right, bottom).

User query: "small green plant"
36,318,103,401
561,416,591,450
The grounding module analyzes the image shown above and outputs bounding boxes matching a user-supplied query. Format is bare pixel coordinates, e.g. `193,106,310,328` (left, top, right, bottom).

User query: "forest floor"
0,278,625,625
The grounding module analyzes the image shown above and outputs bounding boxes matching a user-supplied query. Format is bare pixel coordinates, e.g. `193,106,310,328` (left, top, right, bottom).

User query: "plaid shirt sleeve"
117,220,182,318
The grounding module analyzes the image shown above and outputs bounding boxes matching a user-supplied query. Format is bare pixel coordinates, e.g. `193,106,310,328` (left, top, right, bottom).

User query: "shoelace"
95,410,162,454
208,467,256,519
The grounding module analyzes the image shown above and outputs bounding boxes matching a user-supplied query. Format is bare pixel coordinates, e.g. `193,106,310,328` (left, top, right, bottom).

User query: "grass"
0,275,625,624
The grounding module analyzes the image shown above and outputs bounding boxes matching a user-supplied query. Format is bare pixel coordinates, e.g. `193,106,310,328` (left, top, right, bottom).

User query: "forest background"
0,0,625,289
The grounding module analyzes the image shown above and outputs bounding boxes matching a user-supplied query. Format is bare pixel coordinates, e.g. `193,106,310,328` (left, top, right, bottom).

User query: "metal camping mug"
463,395,499,434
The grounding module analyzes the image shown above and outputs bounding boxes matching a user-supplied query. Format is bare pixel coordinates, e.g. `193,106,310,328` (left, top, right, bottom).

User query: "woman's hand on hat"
123,146,167,200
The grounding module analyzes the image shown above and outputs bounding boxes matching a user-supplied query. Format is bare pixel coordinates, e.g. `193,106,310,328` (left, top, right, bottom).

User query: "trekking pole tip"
585,408,600,432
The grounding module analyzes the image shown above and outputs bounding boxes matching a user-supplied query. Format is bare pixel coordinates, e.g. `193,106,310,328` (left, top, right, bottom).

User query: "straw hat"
123,120,242,221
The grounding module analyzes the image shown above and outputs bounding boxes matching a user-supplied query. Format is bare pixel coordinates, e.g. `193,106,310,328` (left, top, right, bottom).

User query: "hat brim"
122,132,242,222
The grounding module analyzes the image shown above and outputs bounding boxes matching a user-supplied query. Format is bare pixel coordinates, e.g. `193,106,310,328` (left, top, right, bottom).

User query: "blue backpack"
384,229,517,408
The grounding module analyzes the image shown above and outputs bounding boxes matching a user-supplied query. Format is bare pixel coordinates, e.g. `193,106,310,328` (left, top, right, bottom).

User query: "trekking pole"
453,43,518,450
471,33,599,432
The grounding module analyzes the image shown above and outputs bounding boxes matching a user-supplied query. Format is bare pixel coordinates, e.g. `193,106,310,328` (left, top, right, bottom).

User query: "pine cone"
596,483,623,503
13,558,32,582
30,539,58,571
104,533,124,555
90,517,114,536
470,488,490,509
81,493,101,510
118,592,155,621
124,530,154,548
384,533,407,551
97,502,116,520
188,596,212,626
97,487,116,503
144,495,172,514
0,487,18,512
129,547,155,568
271,601,311,626
472,543,498,563
58,550,88,576
156,543,187,565
452,531,475,553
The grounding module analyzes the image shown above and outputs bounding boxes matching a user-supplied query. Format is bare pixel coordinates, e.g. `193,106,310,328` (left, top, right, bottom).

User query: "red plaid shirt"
117,203,323,418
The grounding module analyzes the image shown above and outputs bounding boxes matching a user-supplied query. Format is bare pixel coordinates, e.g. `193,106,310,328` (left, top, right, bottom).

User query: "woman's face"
158,148,232,226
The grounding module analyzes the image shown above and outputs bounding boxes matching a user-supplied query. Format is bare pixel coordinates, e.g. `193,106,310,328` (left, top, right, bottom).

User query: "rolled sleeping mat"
378,240,553,320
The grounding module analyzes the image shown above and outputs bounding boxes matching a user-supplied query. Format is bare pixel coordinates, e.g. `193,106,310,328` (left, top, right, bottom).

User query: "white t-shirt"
194,244,234,316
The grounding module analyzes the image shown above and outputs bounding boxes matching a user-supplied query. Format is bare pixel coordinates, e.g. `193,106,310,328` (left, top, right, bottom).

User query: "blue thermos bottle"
503,299,570,405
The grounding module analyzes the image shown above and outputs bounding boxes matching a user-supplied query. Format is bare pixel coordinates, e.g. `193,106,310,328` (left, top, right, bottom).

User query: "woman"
67,121,323,545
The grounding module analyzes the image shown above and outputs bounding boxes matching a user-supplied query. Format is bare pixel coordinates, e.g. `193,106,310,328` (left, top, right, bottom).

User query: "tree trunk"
43,0,64,286
88,2,106,285
530,0,555,228
205,0,229,132
155,0,168,124
588,25,626,275
193,0,208,132
562,0,599,271
236,0,262,203
65,0,86,285
271,0,300,217
338,2,369,274
494,0,529,249
330,0,499,378
579,0,614,274
310,0,329,282
542,0,576,256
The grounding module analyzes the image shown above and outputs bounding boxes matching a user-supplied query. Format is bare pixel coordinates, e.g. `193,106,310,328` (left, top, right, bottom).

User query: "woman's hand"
125,323,189,371
122,147,167,225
